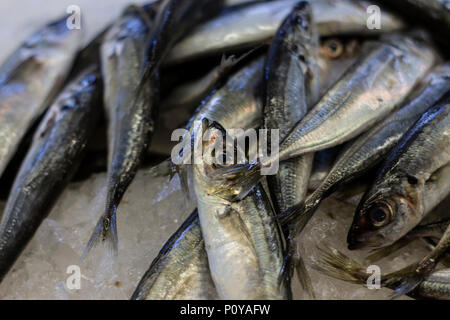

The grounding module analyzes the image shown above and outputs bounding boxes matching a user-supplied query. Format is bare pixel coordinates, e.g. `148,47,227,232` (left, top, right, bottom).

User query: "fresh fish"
262,1,319,297
210,33,437,201
165,0,405,64
276,33,437,163
131,210,218,300
149,56,264,180
315,245,450,300
86,6,159,255
282,63,450,230
348,93,450,250
0,15,82,178
0,67,102,283
263,1,319,215
192,120,288,299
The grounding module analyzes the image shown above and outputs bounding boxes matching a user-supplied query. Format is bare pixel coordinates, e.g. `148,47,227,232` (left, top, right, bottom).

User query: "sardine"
262,1,319,297
0,67,102,283
131,210,218,300
0,16,82,178
263,1,319,214
193,120,288,300
348,92,450,250
211,33,437,202
86,6,159,255
282,63,450,230
165,0,405,64
276,33,437,163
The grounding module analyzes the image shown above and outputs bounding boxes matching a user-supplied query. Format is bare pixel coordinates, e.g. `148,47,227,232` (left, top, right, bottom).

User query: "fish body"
0,16,82,177
210,34,437,202
165,0,405,64
284,63,450,227
192,119,287,300
263,1,319,214
87,7,159,254
195,182,287,299
414,269,450,300
0,67,102,282
348,92,450,250
277,34,437,163
131,210,217,300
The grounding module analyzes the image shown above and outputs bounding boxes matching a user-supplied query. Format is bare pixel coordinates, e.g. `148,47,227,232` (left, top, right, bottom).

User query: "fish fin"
364,236,414,265
147,158,177,178
313,245,367,284
197,118,262,201
178,166,191,201
82,207,118,260
280,202,317,238
209,163,262,201
280,231,315,299
295,253,316,299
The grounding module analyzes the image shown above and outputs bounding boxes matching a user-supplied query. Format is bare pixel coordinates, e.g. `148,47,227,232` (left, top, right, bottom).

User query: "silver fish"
348,93,450,250
0,16,82,178
282,63,450,231
0,67,102,283
85,7,159,256
165,0,405,64
262,1,320,298
193,120,288,300
211,34,437,202
131,210,218,300
276,34,437,163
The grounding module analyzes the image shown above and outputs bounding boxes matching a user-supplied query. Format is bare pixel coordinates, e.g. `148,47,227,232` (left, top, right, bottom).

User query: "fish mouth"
346,215,380,250
347,229,369,250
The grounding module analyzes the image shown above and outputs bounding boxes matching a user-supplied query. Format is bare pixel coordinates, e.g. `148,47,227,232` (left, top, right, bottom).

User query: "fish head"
347,174,424,250
192,118,260,203
281,1,316,59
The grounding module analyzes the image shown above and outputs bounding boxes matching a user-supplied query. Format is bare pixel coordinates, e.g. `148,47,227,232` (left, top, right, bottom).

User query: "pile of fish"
0,0,449,300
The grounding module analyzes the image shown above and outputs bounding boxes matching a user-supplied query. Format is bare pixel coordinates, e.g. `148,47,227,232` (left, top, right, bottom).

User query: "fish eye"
321,38,344,59
407,175,418,185
368,203,393,227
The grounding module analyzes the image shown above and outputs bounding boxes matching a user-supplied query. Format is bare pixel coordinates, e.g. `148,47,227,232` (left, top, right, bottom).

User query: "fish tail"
313,245,368,284
281,231,316,299
82,206,118,260
295,254,316,299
